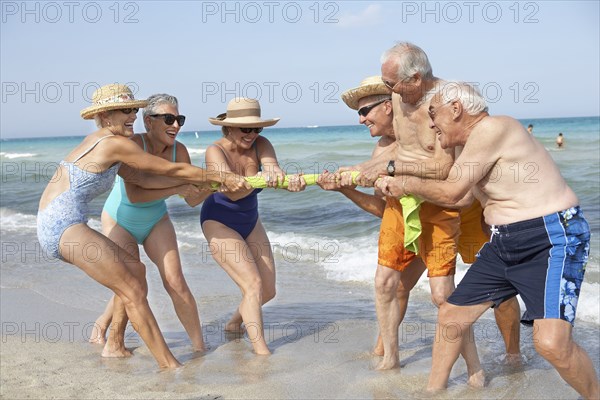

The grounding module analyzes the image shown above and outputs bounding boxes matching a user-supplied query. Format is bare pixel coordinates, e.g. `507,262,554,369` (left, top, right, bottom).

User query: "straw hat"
341,76,392,110
80,84,148,119
208,98,280,128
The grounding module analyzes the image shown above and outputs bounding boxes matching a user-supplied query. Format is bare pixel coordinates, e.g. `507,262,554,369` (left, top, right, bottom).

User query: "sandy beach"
2,261,599,400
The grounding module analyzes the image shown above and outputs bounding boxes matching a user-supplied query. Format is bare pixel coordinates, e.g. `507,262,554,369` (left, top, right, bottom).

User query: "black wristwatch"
386,160,395,176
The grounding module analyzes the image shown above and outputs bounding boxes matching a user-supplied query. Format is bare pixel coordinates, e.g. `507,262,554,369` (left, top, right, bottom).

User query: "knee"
120,282,148,308
163,274,188,297
430,291,449,308
243,278,264,301
375,274,398,298
534,334,573,365
437,302,451,322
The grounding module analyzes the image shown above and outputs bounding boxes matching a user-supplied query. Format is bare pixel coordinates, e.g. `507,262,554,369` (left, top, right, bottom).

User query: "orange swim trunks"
458,201,489,263
378,197,460,277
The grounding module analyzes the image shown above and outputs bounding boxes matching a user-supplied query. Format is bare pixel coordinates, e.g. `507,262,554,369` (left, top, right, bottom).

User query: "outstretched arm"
107,137,249,191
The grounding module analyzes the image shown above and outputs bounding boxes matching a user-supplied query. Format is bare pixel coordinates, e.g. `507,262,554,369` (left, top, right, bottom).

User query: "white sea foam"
0,208,37,231
187,148,206,155
0,152,37,159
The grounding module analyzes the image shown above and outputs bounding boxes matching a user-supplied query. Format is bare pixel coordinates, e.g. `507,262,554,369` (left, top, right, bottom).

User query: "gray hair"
143,93,179,130
381,42,433,80
438,81,488,115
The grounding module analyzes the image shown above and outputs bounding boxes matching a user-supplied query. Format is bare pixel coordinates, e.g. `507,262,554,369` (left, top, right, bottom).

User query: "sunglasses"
357,99,389,117
382,76,412,91
240,127,263,134
119,108,139,115
150,113,186,126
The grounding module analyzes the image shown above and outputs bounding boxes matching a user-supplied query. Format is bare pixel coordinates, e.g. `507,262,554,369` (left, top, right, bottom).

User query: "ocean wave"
0,152,37,159
0,208,37,231
187,148,206,155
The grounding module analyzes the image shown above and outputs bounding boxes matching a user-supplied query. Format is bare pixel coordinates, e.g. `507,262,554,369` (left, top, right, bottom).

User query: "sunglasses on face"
119,108,139,115
357,99,389,117
240,127,263,134
150,113,186,126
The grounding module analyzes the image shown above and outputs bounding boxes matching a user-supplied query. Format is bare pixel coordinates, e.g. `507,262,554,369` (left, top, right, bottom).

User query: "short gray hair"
143,93,179,130
381,42,433,80
438,81,488,115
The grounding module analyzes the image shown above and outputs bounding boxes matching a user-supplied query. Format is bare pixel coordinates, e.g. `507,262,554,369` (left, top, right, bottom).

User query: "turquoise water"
1,116,599,324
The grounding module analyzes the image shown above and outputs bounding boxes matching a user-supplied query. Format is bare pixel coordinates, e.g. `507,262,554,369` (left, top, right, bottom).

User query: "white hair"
143,93,179,131
380,42,433,80
438,81,488,115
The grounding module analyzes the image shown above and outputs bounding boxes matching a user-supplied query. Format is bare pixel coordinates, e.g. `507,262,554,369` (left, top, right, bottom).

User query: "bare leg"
101,212,140,357
494,296,522,362
533,319,600,400
145,217,205,352
427,302,491,392
102,295,133,358
374,265,402,369
60,225,180,368
203,220,271,355
225,221,277,333
429,275,484,388
89,296,113,344
373,258,426,356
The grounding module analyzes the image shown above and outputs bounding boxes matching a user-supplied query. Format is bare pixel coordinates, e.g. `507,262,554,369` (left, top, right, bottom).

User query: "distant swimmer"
527,124,534,134
556,132,564,148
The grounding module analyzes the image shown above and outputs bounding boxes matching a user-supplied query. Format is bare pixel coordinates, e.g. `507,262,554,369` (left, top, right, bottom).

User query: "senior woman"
201,97,306,355
89,94,209,357
36,84,248,368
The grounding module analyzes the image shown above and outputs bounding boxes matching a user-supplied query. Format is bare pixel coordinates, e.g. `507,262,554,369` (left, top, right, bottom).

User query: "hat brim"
341,84,391,110
80,100,149,119
208,116,280,128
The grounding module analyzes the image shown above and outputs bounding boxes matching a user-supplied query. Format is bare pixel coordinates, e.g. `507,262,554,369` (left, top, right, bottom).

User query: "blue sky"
1,0,599,138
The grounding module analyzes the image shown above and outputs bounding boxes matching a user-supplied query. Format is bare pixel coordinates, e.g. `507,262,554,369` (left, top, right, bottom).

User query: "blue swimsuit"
103,135,177,244
37,135,121,260
200,143,262,239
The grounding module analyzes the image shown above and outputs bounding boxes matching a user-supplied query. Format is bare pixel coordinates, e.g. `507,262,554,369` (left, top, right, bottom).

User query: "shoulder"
174,140,191,160
205,141,227,158
476,116,523,137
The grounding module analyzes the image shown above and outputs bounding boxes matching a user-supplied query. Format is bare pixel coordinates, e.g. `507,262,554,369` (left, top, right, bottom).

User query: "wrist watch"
386,160,395,176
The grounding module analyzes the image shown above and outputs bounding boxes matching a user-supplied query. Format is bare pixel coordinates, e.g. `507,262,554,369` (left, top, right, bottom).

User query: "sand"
2,279,598,400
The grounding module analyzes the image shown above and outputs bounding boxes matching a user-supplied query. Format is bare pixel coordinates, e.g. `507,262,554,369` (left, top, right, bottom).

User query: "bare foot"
498,353,525,367
160,360,183,369
88,323,107,345
253,347,272,356
101,343,133,358
467,369,485,388
375,356,399,370
373,334,384,356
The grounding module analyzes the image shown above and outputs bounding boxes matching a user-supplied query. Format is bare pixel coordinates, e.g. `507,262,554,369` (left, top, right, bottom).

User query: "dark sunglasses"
357,99,389,117
240,127,263,134
119,108,139,115
150,113,186,126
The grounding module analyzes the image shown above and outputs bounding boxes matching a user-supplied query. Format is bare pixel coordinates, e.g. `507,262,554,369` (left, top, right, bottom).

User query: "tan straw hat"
341,76,392,110
208,97,280,128
80,84,148,119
